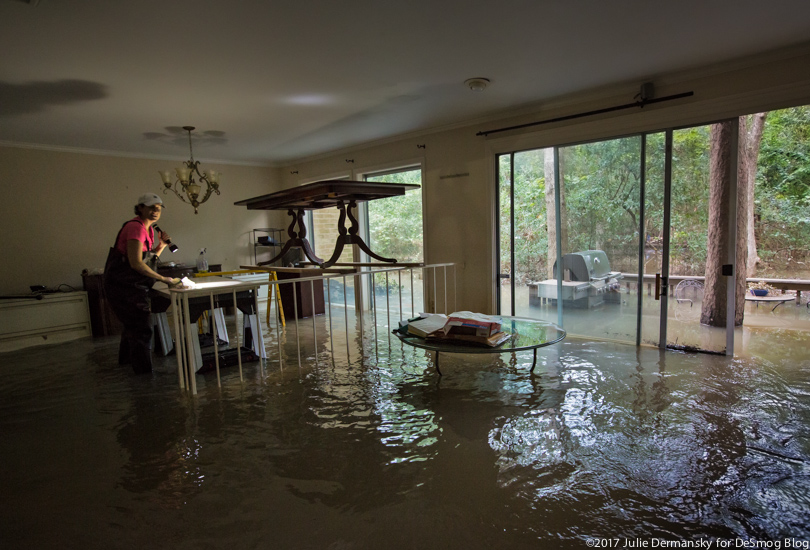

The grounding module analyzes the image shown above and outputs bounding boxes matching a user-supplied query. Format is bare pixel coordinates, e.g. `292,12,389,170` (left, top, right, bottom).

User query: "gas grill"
531,250,623,308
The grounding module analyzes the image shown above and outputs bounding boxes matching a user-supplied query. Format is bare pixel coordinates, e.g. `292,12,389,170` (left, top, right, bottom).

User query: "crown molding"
0,140,272,167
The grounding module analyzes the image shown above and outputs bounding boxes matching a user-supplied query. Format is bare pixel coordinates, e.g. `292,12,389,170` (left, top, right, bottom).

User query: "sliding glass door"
556,136,642,344
661,124,734,353
497,122,738,353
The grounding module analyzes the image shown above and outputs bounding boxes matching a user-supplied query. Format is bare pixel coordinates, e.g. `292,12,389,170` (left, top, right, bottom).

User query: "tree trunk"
734,123,750,327
701,120,750,327
545,148,567,278
742,113,767,277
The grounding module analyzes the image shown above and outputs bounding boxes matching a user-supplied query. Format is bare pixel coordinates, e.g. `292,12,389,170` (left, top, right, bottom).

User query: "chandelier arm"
190,160,203,179
164,185,190,204
198,185,215,205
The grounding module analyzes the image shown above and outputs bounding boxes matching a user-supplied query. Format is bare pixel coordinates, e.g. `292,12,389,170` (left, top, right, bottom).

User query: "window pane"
365,169,423,263
365,168,424,314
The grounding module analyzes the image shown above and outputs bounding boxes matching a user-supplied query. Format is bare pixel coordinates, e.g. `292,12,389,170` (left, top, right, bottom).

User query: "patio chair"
674,279,704,307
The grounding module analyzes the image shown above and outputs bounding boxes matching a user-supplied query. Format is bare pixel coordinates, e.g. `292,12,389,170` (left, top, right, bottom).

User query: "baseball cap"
137,193,164,207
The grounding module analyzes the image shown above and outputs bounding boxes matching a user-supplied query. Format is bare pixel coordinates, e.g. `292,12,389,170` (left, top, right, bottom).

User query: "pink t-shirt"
115,218,155,256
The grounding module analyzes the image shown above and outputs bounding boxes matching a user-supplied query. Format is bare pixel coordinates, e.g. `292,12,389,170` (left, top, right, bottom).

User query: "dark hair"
134,203,162,216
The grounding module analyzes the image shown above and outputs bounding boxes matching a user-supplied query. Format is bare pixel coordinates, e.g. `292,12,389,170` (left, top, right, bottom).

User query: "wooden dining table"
234,180,420,268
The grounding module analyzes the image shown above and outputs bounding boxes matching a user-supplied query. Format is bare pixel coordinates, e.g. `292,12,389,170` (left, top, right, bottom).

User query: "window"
364,167,424,263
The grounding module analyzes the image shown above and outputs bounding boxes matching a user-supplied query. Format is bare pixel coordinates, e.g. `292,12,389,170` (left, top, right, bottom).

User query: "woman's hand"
164,277,183,287
154,229,171,254
158,229,172,245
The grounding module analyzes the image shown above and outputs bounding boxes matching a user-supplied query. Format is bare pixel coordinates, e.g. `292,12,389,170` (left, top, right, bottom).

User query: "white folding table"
154,277,265,394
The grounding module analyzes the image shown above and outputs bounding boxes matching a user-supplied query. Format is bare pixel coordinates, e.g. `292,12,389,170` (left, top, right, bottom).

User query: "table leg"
434,351,442,376
172,293,185,390
294,209,324,265
530,349,537,373
258,209,324,267
182,295,198,395
209,294,221,388
322,200,398,267
347,201,396,262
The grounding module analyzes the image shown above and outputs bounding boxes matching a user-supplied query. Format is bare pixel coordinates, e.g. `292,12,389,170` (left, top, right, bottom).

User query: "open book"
405,313,448,337
396,312,509,347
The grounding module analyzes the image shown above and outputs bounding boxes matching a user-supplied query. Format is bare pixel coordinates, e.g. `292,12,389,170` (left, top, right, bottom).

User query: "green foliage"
367,169,423,263
665,127,712,273
498,150,549,282
759,106,810,201
500,105,810,280
496,106,810,283
756,106,810,260
561,136,643,271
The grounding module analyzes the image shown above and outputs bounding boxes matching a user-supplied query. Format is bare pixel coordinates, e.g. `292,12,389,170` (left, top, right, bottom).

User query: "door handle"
654,273,668,300
655,273,661,300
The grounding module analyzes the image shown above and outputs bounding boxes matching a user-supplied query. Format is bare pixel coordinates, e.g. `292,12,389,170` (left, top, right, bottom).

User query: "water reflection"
482,342,810,540
1,319,809,548
115,386,203,506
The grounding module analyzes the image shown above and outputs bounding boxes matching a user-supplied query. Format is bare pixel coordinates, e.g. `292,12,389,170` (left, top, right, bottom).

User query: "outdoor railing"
620,274,810,302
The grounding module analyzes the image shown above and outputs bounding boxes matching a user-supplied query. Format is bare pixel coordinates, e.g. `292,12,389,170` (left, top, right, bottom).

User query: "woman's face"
138,203,163,223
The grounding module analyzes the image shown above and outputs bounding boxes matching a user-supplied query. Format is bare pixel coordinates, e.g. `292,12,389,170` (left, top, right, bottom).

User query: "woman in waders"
104,193,182,374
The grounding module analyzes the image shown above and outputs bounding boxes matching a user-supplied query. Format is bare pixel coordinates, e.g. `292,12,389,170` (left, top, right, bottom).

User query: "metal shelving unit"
252,228,284,265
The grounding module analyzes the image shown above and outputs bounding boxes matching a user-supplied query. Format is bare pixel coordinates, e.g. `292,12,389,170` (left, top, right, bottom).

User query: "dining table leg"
258,209,324,267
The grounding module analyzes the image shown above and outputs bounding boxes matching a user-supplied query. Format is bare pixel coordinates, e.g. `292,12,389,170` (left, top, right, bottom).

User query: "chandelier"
158,126,221,214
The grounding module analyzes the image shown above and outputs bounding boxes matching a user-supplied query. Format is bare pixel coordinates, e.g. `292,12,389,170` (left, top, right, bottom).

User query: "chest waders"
103,221,158,374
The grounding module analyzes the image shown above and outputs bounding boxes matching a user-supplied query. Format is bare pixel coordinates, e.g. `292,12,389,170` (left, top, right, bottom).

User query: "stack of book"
396,311,510,347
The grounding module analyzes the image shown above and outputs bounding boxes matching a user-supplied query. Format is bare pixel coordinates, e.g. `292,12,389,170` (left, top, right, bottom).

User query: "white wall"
0,147,283,295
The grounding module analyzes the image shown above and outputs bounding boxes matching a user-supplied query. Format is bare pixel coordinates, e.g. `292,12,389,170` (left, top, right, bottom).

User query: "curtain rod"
476,91,695,137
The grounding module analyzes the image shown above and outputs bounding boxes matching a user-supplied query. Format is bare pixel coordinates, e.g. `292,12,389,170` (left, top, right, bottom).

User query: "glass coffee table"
394,316,566,375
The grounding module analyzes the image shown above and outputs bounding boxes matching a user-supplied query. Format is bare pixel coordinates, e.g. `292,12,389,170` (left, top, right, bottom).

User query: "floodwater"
504,283,810,354
1,309,809,549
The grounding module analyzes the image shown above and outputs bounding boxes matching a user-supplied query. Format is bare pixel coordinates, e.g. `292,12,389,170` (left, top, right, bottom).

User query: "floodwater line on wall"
476,91,694,137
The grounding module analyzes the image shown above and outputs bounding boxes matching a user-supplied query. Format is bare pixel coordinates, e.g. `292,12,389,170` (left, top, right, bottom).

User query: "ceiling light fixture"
465,78,490,92
158,126,221,214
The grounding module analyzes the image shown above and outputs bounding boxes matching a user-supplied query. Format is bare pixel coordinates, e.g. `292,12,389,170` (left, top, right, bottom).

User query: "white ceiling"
2,0,810,165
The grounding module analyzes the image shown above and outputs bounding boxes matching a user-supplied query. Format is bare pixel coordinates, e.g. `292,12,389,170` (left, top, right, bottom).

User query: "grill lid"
553,250,613,281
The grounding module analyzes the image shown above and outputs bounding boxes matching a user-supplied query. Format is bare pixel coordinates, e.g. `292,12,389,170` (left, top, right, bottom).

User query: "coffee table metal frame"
395,316,566,375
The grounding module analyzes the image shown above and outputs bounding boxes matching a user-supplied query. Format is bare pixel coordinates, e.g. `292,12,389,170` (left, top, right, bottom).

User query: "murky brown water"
1,313,809,549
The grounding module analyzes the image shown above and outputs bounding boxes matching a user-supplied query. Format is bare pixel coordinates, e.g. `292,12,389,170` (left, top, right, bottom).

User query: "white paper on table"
180,276,196,289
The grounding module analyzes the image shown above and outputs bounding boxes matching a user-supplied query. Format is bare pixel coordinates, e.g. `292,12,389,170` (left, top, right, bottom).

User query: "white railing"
180,262,457,393
266,262,456,366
